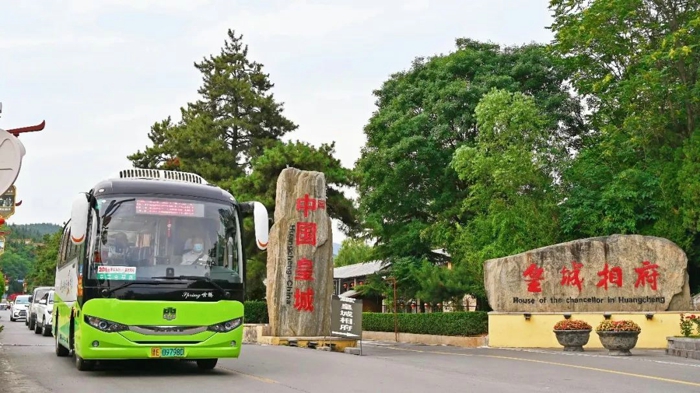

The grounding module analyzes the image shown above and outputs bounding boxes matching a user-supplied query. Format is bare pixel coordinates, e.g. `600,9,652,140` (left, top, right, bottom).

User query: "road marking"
219,366,279,384
385,346,700,387
497,347,700,369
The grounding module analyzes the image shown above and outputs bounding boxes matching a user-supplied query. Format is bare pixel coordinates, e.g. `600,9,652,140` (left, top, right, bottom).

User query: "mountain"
5,223,62,242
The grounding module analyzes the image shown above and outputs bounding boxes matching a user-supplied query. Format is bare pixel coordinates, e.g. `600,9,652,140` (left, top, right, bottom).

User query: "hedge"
362,312,488,336
244,301,269,324
243,302,488,336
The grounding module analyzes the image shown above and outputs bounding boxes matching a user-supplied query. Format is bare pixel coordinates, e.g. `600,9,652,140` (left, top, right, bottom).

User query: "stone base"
256,335,359,353
362,331,487,348
666,337,700,360
607,349,632,356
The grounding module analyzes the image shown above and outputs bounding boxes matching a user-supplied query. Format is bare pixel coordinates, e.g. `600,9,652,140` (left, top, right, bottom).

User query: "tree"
355,39,584,299
128,30,359,299
334,238,375,267
448,89,566,308
128,29,298,187
25,231,62,289
549,0,700,288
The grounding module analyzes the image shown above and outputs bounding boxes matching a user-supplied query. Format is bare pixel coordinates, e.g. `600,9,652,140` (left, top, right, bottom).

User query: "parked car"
33,290,54,336
10,295,30,321
0,300,9,310
27,286,53,331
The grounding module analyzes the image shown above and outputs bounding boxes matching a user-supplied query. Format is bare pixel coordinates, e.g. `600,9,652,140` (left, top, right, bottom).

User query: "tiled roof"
333,260,390,279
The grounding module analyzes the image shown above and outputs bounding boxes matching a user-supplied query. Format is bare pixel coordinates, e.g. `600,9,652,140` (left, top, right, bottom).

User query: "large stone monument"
266,168,333,337
484,235,692,312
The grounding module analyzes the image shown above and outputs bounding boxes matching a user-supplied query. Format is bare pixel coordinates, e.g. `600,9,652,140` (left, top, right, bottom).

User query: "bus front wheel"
196,359,217,370
75,355,95,371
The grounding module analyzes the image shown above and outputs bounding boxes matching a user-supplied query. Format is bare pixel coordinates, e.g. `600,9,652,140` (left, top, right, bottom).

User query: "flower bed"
596,320,640,356
667,314,700,360
553,319,592,352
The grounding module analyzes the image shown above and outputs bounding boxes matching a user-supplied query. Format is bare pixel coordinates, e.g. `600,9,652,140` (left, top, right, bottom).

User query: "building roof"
333,260,390,279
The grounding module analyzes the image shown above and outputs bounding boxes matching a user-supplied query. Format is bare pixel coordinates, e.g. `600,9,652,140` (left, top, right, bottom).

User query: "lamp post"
384,276,398,342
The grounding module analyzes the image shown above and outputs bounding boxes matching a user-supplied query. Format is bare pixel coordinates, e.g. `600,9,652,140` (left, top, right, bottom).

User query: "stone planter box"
553,329,591,352
597,331,639,356
666,337,700,360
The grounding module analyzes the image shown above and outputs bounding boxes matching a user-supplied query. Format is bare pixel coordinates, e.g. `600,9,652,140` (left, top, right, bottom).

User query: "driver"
181,236,211,265
107,232,129,263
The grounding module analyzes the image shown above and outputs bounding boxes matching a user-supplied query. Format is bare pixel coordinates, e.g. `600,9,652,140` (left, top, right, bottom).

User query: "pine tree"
128,29,298,186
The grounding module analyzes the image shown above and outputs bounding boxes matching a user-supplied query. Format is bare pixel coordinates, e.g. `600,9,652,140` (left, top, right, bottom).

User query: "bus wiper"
101,280,172,297
151,275,230,298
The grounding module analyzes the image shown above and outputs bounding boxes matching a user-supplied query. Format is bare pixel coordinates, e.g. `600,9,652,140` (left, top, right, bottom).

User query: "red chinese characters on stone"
317,199,326,209
295,258,314,281
560,261,584,291
296,194,317,217
634,260,660,290
295,222,317,246
596,262,623,290
523,263,544,293
294,288,314,312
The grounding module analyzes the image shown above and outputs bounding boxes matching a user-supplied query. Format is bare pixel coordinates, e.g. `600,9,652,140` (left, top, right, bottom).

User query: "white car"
33,290,54,336
10,295,30,322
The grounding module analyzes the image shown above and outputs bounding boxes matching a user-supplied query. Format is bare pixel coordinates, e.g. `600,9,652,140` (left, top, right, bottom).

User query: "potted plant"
553,319,592,352
596,320,641,356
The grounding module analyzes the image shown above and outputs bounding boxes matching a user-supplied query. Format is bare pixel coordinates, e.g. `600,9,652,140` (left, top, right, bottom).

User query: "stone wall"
666,337,700,360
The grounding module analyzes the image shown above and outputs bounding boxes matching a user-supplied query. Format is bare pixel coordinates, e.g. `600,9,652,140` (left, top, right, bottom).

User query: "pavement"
1,309,700,392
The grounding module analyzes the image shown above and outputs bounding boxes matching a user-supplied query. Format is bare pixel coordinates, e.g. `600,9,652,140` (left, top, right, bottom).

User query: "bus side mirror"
69,193,90,245
252,201,268,250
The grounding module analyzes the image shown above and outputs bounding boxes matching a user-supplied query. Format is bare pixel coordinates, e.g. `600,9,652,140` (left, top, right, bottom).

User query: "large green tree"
549,0,700,288
25,231,62,289
128,29,358,299
449,88,566,306
128,29,298,187
355,39,584,301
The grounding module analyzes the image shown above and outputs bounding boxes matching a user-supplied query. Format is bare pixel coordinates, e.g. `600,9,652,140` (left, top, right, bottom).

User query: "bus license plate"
150,347,185,358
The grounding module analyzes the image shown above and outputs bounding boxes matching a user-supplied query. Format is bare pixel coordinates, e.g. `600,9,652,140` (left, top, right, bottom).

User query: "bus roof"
91,170,236,205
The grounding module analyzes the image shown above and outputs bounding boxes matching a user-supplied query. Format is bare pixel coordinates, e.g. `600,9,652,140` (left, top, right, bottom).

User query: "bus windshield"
89,196,243,284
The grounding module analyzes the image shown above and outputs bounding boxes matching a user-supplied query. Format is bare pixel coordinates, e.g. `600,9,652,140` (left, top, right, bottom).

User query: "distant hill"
5,223,62,242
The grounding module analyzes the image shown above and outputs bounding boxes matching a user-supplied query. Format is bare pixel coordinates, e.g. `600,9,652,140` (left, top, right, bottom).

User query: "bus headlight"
207,317,243,333
84,315,128,332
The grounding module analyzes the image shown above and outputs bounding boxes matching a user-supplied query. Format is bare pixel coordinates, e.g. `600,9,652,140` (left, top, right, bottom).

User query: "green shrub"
244,301,269,324
240,301,488,336
362,312,488,336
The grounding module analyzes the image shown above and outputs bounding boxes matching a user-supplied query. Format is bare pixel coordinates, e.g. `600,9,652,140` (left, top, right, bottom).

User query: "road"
2,309,700,392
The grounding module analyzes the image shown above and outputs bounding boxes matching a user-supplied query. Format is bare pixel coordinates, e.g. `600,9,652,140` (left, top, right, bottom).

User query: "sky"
0,0,553,243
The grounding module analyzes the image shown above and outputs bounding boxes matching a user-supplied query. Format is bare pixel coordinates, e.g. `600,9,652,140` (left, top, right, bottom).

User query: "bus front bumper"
76,325,243,360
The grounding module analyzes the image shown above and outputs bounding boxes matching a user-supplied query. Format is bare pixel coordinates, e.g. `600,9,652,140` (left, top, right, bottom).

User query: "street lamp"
383,275,398,342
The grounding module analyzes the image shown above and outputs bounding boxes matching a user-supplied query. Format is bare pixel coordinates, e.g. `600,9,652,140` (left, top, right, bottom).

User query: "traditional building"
333,260,389,312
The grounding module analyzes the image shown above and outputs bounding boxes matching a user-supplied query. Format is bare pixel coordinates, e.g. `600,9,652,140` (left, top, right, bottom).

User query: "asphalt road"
2,309,700,393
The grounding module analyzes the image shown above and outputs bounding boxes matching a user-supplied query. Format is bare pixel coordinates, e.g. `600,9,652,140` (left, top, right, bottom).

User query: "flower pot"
553,329,591,352
597,331,640,356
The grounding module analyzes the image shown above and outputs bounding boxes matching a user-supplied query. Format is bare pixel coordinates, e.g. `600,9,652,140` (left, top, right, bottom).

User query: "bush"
244,301,269,324
362,312,488,336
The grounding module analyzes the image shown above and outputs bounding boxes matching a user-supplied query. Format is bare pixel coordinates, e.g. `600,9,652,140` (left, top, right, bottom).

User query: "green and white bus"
53,169,269,371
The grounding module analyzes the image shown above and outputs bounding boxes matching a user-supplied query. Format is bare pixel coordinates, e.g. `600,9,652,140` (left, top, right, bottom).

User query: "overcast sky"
1,0,553,243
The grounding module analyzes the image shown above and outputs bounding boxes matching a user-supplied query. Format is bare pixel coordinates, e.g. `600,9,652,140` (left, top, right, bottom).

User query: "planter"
553,329,591,352
597,331,640,356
